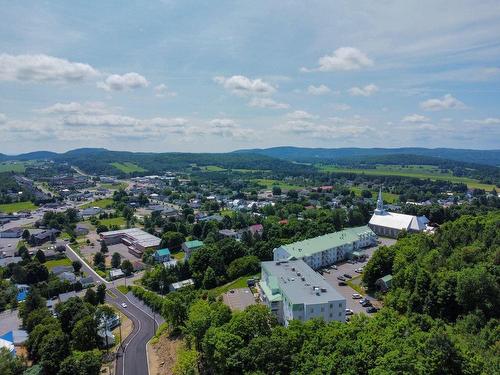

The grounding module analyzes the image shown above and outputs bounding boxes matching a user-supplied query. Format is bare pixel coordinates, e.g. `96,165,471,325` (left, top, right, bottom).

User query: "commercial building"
273,226,376,270
100,228,161,257
0,227,23,238
169,278,194,292
259,259,346,326
369,189,429,238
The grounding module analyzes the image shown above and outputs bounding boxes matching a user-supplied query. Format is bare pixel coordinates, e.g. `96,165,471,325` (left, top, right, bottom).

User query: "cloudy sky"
1,0,500,154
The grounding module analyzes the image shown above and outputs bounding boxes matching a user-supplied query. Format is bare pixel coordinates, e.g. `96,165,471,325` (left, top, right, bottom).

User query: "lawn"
232,168,269,173
45,257,72,270
0,201,37,213
318,164,495,191
253,179,303,190
99,216,126,227
172,251,185,261
111,162,146,173
81,198,114,209
0,162,27,173
212,274,260,296
117,285,129,294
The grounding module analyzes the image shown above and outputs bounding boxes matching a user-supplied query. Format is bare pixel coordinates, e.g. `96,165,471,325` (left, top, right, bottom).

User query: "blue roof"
17,290,27,302
155,248,171,256
0,331,14,343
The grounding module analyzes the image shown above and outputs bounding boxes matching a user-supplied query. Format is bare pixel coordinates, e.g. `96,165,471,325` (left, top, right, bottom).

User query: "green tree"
20,288,46,328
34,249,46,263
173,347,199,375
84,288,98,306
71,316,99,351
22,229,30,241
39,330,69,374
58,350,101,375
96,284,106,304
24,307,51,333
100,241,108,253
0,347,25,375
160,231,185,251
202,267,217,289
96,224,108,234
121,260,134,276
93,251,105,268
72,260,82,273
111,252,121,269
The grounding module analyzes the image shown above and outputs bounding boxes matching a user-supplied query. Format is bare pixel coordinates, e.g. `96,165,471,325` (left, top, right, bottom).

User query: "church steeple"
375,187,385,215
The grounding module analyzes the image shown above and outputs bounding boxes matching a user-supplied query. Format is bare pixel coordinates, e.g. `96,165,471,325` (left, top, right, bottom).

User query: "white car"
121,302,127,308
352,293,362,299
345,308,354,315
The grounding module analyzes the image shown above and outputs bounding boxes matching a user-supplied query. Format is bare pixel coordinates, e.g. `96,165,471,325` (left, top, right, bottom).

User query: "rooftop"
155,248,171,256
183,240,204,249
369,212,429,231
280,226,374,258
261,259,344,305
101,228,161,248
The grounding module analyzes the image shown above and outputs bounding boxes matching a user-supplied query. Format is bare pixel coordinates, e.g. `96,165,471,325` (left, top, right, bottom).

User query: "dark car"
337,276,346,281
343,273,352,279
366,306,378,313
338,281,347,286
361,300,372,307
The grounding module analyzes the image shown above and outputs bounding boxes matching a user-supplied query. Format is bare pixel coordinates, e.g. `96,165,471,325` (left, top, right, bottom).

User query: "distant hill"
0,150,58,161
234,147,500,166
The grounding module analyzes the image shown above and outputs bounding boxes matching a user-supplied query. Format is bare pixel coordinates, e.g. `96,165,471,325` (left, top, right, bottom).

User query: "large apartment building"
259,259,346,326
273,226,376,270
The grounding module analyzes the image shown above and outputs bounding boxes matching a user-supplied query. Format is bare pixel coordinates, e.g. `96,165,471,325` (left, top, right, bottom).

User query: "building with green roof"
273,225,376,269
182,240,204,260
153,248,171,262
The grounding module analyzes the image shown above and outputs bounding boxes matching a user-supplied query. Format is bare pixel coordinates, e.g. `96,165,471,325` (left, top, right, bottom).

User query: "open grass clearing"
0,162,27,173
350,186,399,203
99,216,126,228
81,198,114,209
212,274,260,296
0,201,37,213
202,165,227,172
45,257,72,270
253,178,303,190
111,162,146,173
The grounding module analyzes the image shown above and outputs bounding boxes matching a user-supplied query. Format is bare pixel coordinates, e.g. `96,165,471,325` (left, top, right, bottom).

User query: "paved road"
107,289,162,375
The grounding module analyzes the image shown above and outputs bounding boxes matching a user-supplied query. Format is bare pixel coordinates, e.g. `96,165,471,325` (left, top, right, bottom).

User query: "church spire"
375,187,385,214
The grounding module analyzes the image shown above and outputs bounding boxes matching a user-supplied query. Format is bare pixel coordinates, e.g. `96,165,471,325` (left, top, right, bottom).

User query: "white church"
368,189,430,238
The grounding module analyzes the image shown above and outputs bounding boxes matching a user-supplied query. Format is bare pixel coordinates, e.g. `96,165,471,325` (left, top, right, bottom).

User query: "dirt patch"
148,332,183,375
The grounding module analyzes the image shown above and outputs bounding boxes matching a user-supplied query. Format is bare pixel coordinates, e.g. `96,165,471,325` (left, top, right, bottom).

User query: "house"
0,330,28,346
368,189,429,238
0,337,15,356
182,240,204,260
0,257,22,267
169,278,194,292
0,227,23,238
239,224,264,239
42,249,61,260
58,291,78,303
273,226,377,270
75,224,89,236
52,265,74,275
109,268,125,280
153,248,171,263
163,259,178,269
58,271,77,284
79,276,94,288
218,229,239,239
29,229,60,246
375,274,393,292
80,207,103,217
259,259,346,326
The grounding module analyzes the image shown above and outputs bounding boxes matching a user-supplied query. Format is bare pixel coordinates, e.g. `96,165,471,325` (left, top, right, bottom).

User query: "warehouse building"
100,228,161,257
259,259,346,326
273,226,376,270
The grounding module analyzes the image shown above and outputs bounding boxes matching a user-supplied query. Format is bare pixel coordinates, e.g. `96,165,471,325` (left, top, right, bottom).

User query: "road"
65,245,157,375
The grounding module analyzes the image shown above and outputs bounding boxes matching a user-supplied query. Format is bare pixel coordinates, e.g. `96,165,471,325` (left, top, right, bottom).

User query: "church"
368,189,430,238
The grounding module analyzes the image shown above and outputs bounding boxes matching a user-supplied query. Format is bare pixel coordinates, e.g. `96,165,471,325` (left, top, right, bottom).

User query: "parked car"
121,303,127,308
337,276,346,281
352,293,362,299
366,306,378,313
338,281,347,286
355,267,364,273
330,265,338,270
323,269,330,274
347,259,356,264
345,308,354,315
359,298,370,304
361,300,372,307
343,273,352,279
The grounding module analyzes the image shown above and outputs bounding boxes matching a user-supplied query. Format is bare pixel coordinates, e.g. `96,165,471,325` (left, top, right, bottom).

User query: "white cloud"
214,75,275,96
420,94,465,111
0,113,6,124
402,114,431,123
202,118,255,140
97,72,149,91
307,84,331,95
348,84,379,96
0,53,98,82
37,102,110,115
286,110,317,120
248,97,289,109
303,47,373,72
464,118,500,125
333,103,351,111
154,83,177,98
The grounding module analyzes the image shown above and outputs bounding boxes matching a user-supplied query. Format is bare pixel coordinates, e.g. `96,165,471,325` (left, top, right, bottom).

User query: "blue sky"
0,0,499,153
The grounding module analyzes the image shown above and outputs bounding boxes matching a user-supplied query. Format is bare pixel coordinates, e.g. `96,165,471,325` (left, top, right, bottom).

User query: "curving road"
65,244,160,375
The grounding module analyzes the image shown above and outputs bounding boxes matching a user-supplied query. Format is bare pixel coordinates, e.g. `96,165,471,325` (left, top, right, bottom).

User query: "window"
339,303,342,308
330,303,333,309
321,307,324,312
338,312,341,317
329,313,333,318
310,307,314,313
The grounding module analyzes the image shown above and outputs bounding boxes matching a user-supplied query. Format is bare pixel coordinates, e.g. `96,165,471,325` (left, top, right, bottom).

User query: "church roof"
369,211,428,231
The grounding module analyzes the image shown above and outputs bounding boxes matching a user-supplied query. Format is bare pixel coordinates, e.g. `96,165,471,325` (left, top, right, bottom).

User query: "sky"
1,0,500,154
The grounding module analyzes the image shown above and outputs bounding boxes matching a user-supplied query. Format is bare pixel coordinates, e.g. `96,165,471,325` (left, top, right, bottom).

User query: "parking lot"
322,237,396,315
222,287,256,312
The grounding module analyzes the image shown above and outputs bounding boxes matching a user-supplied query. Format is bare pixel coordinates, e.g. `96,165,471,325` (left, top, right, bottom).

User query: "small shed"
375,274,393,292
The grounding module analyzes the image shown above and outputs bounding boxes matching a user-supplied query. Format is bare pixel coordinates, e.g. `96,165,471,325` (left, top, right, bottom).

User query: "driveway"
222,288,256,311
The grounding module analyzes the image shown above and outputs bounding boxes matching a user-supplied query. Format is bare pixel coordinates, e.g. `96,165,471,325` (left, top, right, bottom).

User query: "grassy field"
111,162,146,173
318,164,496,190
202,165,227,172
99,216,126,227
100,182,128,190
172,251,185,261
253,179,303,190
232,168,269,173
45,257,72,270
81,198,114,209
212,274,260,296
0,201,37,213
350,186,399,203
0,162,27,173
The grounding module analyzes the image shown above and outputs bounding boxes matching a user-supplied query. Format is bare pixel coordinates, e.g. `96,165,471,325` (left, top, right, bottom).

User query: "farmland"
80,198,114,209
318,164,496,190
0,201,37,213
111,162,146,173
0,162,27,173
253,178,304,190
